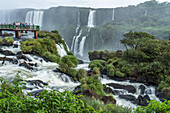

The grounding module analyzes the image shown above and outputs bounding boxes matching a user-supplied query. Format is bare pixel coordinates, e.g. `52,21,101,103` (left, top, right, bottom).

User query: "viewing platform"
0,24,40,39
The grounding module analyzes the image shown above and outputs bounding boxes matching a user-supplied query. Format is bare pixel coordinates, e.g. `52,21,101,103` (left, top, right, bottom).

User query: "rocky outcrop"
0,56,18,64
77,89,116,104
139,85,145,95
135,95,150,106
102,96,116,104
107,83,136,94
19,61,34,70
162,88,170,100
0,49,15,56
119,95,136,101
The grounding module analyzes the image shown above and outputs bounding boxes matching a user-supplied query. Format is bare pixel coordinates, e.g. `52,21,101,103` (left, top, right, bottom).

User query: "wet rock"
135,95,150,106
0,49,15,56
102,96,116,104
30,89,43,96
13,44,18,48
107,83,136,94
73,85,81,95
28,63,37,67
26,79,48,88
119,95,136,101
139,85,145,95
104,87,115,94
163,88,170,100
0,56,18,64
16,51,31,61
78,59,84,64
145,88,152,95
19,61,34,70
78,89,102,100
104,87,123,95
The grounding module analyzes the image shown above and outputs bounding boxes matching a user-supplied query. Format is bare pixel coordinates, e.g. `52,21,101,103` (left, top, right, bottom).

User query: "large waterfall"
87,10,96,28
71,9,96,57
25,11,44,27
71,12,81,52
112,9,115,21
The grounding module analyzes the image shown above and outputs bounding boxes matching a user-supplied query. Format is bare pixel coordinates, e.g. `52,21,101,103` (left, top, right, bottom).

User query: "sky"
0,0,170,10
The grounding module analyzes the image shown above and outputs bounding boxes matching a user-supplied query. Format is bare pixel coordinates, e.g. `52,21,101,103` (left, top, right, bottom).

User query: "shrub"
81,96,131,113
4,37,14,44
21,38,60,63
77,69,87,81
89,60,105,70
115,70,125,78
0,77,95,113
84,74,105,97
61,55,78,68
105,64,115,77
135,99,170,113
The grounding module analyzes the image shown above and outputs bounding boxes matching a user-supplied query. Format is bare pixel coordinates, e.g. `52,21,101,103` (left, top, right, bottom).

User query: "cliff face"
1,1,170,59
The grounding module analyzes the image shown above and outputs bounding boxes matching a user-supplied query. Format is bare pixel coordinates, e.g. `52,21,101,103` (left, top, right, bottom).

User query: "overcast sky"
0,0,170,10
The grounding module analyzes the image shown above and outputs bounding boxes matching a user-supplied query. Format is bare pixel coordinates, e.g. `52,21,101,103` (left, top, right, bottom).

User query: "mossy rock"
0,37,14,46
61,55,78,68
105,64,115,77
115,70,125,78
77,69,87,81
21,38,60,63
89,60,106,70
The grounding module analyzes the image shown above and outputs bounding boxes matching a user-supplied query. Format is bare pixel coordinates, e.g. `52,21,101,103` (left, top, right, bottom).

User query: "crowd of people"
1,22,34,29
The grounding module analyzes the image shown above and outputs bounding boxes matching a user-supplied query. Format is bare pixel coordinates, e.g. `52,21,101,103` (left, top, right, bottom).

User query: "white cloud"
0,0,170,10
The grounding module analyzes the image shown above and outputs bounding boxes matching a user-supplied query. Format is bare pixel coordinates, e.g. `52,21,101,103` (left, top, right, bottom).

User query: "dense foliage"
89,31,170,93
135,99,170,113
21,37,61,63
0,37,14,46
0,77,96,113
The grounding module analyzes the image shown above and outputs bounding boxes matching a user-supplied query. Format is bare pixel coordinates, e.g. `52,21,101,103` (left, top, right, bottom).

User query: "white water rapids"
0,41,160,109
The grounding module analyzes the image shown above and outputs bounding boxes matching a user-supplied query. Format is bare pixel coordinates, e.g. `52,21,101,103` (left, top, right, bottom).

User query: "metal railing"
0,24,40,30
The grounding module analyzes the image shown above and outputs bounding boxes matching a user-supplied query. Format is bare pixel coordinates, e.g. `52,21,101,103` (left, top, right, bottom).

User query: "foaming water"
101,75,160,109
0,43,79,93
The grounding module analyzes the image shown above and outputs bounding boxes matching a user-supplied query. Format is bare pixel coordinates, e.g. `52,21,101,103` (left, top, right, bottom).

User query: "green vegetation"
80,74,105,97
21,37,61,63
88,31,170,91
59,55,78,80
135,99,170,113
89,60,106,71
0,77,96,113
0,37,14,46
81,96,131,113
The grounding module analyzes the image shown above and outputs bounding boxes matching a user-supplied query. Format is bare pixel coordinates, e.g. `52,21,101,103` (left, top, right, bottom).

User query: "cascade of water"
25,11,44,27
56,44,67,57
25,11,33,25
79,36,87,56
87,9,96,28
71,12,80,52
112,9,115,21
73,29,83,54
145,10,148,16
0,42,79,93
78,9,96,56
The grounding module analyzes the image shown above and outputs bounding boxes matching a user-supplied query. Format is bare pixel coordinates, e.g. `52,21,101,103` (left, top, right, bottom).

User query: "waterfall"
71,12,80,52
25,11,44,27
112,9,115,21
87,10,96,28
73,29,83,54
56,44,67,57
78,9,96,56
79,36,87,56
145,10,147,16
71,9,96,56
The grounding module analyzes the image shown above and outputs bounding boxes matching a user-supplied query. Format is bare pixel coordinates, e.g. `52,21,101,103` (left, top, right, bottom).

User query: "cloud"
0,0,170,10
